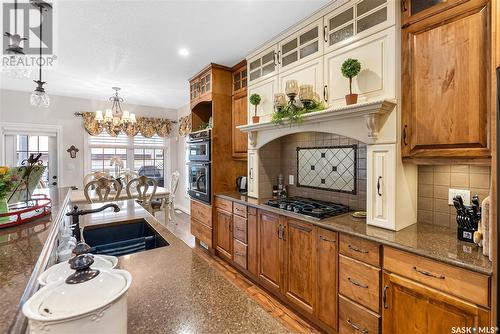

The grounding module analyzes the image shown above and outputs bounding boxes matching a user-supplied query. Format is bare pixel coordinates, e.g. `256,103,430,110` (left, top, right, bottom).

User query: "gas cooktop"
264,197,349,220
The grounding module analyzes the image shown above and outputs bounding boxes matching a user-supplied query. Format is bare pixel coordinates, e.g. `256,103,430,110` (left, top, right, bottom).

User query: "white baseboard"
174,204,190,215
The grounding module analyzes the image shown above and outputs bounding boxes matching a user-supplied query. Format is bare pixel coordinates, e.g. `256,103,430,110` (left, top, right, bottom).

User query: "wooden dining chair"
165,171,180,222
126,176,157,214
84,177,122,203
118,170,139,187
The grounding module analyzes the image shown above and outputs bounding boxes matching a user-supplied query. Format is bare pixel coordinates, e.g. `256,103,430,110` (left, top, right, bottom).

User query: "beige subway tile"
418,184,433,197
418,197,433,211
434,172,451,186
434,165,451,173
433,212,451,227
418,172,434,185
450,173,469,188
417,210,433,224
450,165,470,173
433,185,449,199
433,198,450,214
470,166,491,174
470,173,490,189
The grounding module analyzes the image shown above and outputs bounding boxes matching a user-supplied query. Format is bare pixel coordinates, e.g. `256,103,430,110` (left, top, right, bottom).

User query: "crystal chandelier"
2,0,32,79
94,87,136,133
30,1,51,108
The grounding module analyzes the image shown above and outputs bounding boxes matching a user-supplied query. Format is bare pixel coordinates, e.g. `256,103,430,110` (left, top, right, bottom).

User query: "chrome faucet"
66,204,120,242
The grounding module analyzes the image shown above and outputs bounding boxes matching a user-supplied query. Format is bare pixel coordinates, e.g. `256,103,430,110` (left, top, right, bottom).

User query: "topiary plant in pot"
249,93,262,123
341,58,361,105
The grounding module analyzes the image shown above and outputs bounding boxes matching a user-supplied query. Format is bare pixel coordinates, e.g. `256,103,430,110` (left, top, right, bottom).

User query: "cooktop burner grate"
264,197,349,220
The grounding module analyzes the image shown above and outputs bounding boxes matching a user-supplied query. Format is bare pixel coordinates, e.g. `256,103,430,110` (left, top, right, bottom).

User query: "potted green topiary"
341,58,362,105
249,93,261,123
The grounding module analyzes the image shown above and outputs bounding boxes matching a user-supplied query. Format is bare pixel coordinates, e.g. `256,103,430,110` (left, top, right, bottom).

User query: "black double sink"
82,219,169,257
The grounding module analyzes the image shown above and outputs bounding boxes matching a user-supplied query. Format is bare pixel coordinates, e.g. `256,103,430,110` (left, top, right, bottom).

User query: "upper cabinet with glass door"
401,0,463,26
324,0,395,53
278,18,324,71
248,45,279,86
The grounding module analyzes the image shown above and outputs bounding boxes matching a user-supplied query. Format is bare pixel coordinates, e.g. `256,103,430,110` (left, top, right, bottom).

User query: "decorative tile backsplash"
258,132,367,211
297,145,357,194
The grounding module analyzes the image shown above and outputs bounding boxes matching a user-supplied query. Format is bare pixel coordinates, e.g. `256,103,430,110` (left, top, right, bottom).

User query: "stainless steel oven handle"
188,139,208,143
188,163,210,167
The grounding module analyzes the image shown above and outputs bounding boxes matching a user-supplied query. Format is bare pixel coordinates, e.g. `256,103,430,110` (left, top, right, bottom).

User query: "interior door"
257,210,282,293
382,272,490,333
47,136,58,187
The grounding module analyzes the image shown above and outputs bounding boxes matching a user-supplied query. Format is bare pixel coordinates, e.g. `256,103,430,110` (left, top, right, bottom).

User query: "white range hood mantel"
238,99,397,148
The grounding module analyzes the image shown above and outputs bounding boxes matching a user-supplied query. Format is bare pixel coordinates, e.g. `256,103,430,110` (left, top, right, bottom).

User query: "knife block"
457,226,476,243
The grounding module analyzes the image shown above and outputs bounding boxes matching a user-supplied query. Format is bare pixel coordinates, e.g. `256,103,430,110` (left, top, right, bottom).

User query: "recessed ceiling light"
178,48,189,57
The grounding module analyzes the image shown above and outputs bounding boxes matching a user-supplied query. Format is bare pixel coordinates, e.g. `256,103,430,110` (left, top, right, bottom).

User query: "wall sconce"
67,145,79,159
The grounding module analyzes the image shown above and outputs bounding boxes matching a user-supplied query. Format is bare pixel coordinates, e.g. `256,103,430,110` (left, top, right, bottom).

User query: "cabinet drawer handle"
348,277,369,289
235,251,245,257
412,266,445,280
383,285,389,309
347,319,368,333
319,235,336,243
236,227,245,232
403,124,408,146
278,224,283,239
249,167,254,180
323,25,328,43
323,85,328,102
377,176,383,197
401,0,407,12
348,244,369,254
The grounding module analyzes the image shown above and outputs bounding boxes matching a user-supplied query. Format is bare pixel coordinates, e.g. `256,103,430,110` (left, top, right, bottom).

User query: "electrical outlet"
448,188,471,205
289,174,294,185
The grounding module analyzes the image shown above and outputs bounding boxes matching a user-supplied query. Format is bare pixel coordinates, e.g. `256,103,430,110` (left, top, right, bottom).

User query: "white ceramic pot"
23,255,132,334
38,254,118,286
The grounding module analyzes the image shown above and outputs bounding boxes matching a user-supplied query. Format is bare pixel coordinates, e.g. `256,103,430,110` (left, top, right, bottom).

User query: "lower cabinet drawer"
383,247,490,307
191,218,212,248
233,202,247,218
339,295,380,334
215,197,233,212
339,255,381,313
191,200,212,226
233,239,247,269
233,215,247,243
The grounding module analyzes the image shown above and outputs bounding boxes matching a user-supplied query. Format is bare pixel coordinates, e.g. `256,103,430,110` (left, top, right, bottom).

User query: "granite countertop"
77,200,291,334
216,192,492,275
0,187,71,332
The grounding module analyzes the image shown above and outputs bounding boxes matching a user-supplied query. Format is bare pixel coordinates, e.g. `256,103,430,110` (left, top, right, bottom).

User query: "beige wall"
417,165,491,227
259,132,367,211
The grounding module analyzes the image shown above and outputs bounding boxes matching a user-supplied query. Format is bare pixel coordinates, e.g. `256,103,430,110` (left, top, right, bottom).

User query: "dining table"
70,186,171,218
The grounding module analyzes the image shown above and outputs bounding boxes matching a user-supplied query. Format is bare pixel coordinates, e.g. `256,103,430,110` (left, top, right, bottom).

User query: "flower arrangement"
0,167,19,201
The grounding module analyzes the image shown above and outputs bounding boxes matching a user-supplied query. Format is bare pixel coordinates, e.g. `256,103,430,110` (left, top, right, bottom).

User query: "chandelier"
94,87,136,135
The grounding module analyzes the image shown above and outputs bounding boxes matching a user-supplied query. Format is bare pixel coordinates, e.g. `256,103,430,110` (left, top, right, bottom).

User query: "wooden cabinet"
316,229,339,330
401,0,490,159
190,199,212,248
382,272,490,333
283,218,317,314
247,207,258,275
215,207,232,259
231,61,248,159
189,68,212,107
401,0,465,26
257,210,282,293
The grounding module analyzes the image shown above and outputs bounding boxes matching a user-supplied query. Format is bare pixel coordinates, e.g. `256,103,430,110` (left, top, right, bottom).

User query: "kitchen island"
4,189,291,333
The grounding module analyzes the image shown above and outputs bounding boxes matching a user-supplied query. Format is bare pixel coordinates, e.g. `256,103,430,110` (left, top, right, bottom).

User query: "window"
16,135,49,184
86,132,168,187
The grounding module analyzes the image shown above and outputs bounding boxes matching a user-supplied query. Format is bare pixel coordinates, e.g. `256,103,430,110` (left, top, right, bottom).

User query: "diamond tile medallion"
297,145,357,194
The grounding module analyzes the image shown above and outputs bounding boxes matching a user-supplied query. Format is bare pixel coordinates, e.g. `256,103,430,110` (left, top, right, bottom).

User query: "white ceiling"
0,0,330,109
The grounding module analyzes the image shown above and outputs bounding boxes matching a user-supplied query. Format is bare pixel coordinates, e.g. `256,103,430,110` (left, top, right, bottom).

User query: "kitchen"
0,0,498,333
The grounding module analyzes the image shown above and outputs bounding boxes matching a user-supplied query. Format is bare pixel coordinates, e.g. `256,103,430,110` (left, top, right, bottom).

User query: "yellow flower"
0,166,9,175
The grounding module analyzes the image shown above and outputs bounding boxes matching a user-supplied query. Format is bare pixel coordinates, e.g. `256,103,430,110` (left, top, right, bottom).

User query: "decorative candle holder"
274,93,287,112
299,84,314,109
285,80,300,111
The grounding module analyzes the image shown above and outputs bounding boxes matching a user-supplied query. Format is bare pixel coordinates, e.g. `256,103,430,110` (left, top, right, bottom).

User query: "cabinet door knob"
377,176,383,197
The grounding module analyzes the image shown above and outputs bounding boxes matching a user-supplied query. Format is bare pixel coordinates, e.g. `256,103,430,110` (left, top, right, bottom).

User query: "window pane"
300,41,318,58
357,0,386,16
38,136,49,151
249,59,260,71
329,8,353,31
357,7,387,33
261,51,275,65
299,27,318,45
28,135,39,151
282,52,298,67
17,135,28,151
411,0,444,15
329,24,354,45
